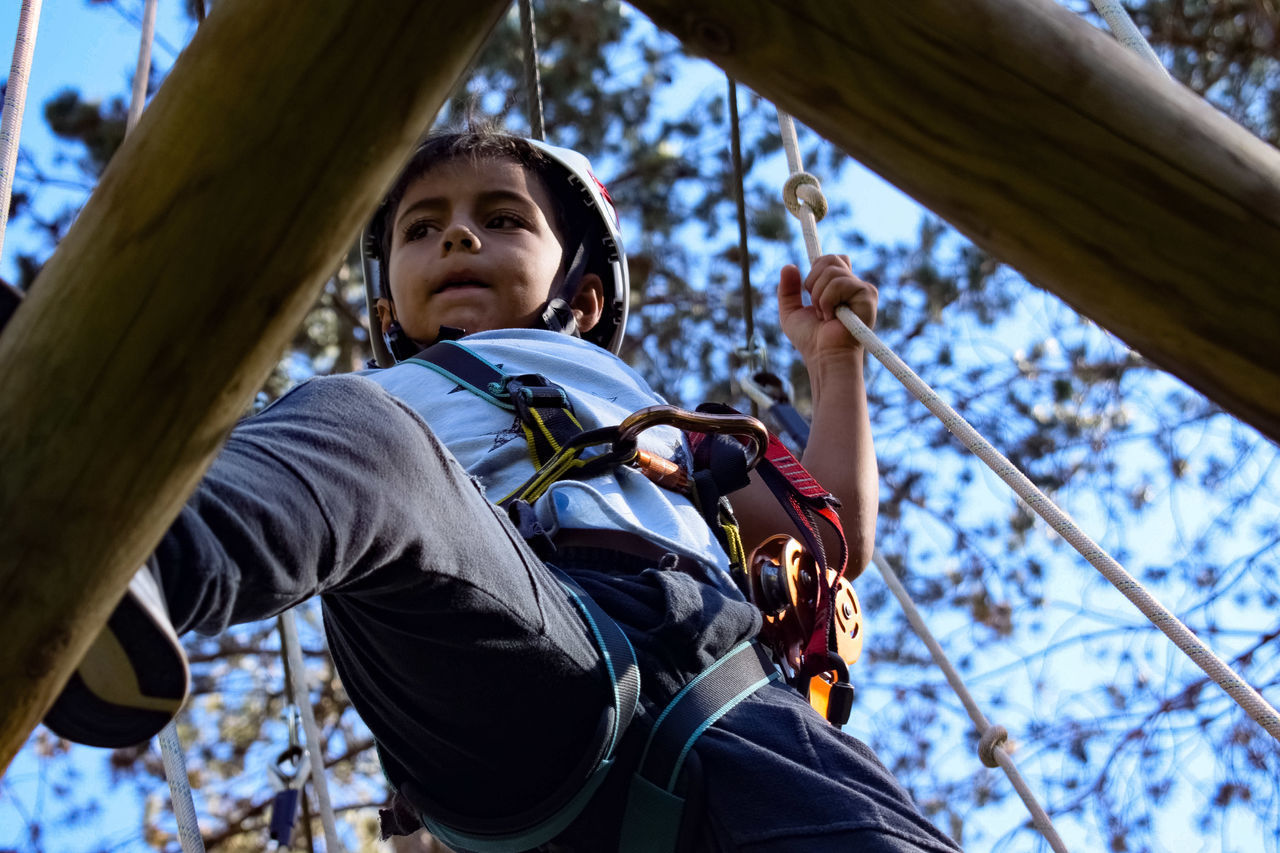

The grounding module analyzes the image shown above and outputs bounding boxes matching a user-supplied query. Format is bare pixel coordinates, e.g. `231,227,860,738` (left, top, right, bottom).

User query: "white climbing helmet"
362,134,630,362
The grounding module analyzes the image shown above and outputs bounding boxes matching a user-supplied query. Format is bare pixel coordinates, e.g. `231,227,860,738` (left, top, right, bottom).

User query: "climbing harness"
368,336,863,849
407,339,861,722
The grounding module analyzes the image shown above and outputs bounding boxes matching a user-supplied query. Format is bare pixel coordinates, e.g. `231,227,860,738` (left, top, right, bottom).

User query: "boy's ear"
375,298,395,334
571,274,605,333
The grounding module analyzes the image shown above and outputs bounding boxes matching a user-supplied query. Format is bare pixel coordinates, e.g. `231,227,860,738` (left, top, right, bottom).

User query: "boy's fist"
778,254,878,362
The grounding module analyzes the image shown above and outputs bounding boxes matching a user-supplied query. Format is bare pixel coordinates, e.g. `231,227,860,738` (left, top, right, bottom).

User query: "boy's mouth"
435,274,490,294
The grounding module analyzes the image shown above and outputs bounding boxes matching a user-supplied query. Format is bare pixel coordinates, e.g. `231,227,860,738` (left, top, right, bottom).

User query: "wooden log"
0,0,507,770
630,0,1280,443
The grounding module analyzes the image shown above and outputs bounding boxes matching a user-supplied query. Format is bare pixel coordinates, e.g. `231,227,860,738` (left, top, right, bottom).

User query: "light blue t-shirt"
361,330,735,590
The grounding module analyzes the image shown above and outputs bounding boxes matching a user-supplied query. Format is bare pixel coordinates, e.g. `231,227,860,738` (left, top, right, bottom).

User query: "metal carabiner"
270,705,311,791
616,405,769,471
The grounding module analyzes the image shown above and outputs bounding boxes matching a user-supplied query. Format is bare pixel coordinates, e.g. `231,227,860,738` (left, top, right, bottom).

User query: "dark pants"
154,375,960,852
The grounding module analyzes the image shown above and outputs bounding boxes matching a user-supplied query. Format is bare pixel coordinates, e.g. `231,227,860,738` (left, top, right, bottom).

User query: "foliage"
4,1,1279,851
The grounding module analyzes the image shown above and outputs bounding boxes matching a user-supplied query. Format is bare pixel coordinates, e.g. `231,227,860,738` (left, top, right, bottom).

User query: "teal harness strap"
415,568,641,853
408,340,586,468
620,641,780,853
405,340,515,410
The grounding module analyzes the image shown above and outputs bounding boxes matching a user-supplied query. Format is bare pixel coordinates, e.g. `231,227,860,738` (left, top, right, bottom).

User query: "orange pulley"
745,535,864,723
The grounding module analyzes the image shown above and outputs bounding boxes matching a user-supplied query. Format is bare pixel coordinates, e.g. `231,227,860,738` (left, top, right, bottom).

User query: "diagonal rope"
158,721,208,853
0,0,43,262
1088,0,1167,73
773,109,1280,748
125,0,159,134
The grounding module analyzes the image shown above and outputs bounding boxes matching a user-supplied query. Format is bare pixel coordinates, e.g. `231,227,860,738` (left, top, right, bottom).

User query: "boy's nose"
442,224,481,254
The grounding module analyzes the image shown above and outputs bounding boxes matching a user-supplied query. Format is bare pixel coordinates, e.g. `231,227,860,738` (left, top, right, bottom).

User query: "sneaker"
44,563,190,747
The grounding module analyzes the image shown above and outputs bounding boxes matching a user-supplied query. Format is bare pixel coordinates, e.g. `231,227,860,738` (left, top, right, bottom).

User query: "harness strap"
401,566,640,853
408,340,586,469
620,641,780,853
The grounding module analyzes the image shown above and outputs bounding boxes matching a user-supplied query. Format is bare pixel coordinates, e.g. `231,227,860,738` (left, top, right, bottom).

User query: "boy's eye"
487,212,526,230
402,220,438,243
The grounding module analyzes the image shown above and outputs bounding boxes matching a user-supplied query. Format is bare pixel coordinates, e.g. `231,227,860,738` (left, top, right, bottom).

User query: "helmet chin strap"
539,237,589,338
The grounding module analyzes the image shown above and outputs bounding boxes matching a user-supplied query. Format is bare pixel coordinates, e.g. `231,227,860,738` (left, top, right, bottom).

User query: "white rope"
280,609,347,852
125,0,159,134
1089,0,1167,73
872,553,1069,852
773,111,1280,746
158,720,208,853
0,0,42,261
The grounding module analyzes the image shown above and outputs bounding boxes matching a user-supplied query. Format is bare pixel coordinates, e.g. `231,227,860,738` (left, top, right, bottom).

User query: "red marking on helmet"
591,172,615,209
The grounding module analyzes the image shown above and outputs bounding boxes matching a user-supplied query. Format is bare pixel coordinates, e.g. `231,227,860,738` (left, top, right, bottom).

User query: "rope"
279,609,347,852
773,110,1280,746
728,78,757,360
518,0,545,142
1089,0,1167,73
872,553,1069,852
0,0,43,262
158,720,208,853
125,0,159,134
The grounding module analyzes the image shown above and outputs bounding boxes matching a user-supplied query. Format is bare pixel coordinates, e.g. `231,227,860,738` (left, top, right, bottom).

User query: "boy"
46,130,960,852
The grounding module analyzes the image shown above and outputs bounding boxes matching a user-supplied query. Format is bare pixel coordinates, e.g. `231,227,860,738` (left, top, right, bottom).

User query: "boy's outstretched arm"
730,254,879,575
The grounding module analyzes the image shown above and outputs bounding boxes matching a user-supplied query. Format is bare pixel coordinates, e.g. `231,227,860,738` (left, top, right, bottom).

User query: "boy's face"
379,156,601,346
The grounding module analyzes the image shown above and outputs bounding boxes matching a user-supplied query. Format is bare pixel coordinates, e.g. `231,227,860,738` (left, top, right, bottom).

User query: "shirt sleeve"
154,373,454,635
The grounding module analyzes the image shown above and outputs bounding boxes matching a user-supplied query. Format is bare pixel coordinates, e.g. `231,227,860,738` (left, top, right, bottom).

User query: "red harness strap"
688,419,849,681
753,433,848,675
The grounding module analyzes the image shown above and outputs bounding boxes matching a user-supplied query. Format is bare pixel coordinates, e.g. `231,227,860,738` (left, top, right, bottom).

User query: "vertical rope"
728,77,764,404
0,0,43,262
774,109,1280,745
518,0,545,142
727,77,752,345
125,0,159,134
158,720,208,853
280,609,346,852
1089,0,1167,73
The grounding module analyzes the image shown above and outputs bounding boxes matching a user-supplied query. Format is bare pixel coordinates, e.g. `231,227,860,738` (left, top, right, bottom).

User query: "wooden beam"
0,0,507,770
631,0,1280,443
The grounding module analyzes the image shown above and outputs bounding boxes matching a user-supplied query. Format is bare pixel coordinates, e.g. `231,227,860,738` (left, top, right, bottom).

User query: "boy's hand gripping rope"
773,110,1280,749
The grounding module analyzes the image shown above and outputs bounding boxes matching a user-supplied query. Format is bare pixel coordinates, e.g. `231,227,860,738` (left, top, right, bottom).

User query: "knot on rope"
977,724,1009,768
782,172,828,221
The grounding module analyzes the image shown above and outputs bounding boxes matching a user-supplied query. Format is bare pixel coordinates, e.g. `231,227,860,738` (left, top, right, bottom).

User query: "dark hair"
371,129,598,297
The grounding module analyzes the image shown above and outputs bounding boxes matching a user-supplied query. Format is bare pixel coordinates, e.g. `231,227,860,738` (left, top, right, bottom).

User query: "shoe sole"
44,569,189,748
